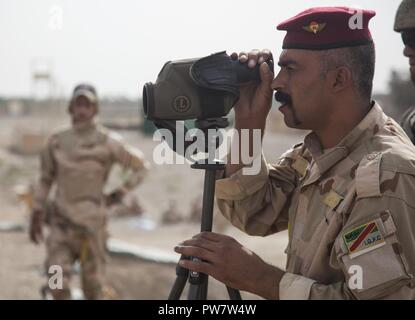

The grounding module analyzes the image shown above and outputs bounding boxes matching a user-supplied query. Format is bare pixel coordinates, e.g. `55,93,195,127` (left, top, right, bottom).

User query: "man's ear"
328,66,353,93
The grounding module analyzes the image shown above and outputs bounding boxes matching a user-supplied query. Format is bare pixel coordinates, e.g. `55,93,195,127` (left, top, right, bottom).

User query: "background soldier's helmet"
72,83,98,103
68,83,99,113
394,0,415,32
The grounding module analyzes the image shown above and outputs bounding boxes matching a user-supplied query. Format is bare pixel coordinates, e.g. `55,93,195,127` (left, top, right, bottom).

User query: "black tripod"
168,117,242,300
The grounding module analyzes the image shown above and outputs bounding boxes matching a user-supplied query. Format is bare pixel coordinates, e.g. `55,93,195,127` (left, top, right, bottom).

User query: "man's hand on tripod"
174,231,284,299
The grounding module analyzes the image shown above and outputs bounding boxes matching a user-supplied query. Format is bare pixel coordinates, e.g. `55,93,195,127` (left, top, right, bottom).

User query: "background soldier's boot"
82,277,103,300
50,287,71,300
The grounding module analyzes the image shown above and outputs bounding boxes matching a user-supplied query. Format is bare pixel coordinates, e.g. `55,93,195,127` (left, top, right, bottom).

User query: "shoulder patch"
343,219,385,259
356,152,382,199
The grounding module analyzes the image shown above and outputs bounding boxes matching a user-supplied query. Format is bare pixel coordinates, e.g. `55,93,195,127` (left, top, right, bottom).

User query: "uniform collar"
304,101,387,176
73,120,96,134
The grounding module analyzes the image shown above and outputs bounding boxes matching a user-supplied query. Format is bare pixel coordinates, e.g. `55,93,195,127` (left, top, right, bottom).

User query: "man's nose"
271,71,286,92
404,45,415,58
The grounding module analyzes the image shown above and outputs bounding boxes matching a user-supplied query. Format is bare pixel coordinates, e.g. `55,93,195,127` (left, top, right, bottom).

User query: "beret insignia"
302,21,326,34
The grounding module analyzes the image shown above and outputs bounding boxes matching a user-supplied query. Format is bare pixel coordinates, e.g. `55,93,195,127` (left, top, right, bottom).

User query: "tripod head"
191,117,228,169
154,117,229,165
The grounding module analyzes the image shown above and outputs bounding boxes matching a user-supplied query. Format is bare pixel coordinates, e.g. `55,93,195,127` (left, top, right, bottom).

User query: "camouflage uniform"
400,108,415,144
216,103,415,299
33,123,147,299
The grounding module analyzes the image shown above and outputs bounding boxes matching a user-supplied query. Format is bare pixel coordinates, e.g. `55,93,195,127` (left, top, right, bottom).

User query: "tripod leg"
197,274,208,300
177,122,243,300
226,286,242,300
191,165,243,300
200,169,215,232
187,274,208,300
187,284,200,300
168,119,245,300
168,259,189,300
187,262,209,300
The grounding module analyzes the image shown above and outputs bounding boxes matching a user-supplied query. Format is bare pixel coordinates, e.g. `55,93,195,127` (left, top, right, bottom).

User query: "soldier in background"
394,0,415,143
29,83,149,299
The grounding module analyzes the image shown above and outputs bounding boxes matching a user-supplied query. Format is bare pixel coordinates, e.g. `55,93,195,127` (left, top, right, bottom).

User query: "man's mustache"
274,91,292,105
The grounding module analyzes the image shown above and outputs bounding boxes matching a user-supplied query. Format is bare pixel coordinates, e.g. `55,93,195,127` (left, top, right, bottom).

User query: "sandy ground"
0,113,303,300
0,221,288,299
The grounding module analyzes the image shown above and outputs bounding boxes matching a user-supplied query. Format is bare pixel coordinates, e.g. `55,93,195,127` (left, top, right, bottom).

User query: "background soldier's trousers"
45,216,107,300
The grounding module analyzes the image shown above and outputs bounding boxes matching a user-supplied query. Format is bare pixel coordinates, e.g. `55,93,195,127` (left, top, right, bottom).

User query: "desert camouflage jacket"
33,123,147,231
216,102,415,299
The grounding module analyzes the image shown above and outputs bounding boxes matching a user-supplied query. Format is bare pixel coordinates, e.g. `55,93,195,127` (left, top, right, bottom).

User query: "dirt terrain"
0,113,302,300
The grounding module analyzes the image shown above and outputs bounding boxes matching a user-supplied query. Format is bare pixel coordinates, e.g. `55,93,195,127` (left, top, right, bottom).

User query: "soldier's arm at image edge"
279,194,415,300
32,137,56,211
215,153,297,236
108,134,149,191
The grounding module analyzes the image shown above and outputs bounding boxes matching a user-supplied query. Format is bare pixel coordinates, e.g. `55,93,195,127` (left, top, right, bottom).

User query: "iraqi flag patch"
343,220,386,259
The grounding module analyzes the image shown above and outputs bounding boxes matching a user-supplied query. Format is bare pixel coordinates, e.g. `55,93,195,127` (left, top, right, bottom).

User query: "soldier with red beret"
175,7,415,299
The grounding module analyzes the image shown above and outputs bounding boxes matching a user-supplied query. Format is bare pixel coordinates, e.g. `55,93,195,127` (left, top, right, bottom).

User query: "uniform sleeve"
215,150,299,236
280,172,415,300
32,136,56,211
107,132,149,191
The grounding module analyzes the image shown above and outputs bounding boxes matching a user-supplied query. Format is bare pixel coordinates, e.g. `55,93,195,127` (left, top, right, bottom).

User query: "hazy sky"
0,0,410,98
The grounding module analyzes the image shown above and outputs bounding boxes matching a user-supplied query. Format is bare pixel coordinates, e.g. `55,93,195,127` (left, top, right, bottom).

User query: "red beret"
277,7,376,50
